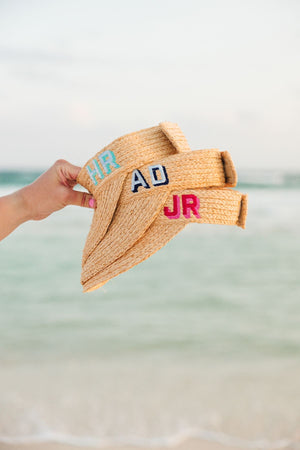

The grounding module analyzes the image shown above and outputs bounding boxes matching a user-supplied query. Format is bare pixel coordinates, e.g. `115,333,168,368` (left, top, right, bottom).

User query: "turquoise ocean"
0,170,299,449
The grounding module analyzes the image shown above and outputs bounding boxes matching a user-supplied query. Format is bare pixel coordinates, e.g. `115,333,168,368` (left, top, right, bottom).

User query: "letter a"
164,195,181,219
182,194,200,219
131,169,150,193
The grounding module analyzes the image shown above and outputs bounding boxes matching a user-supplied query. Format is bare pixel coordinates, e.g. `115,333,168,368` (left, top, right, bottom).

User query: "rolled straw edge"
159,121,191,153
237,194,248,229
221,151,237,187
84,282,105,293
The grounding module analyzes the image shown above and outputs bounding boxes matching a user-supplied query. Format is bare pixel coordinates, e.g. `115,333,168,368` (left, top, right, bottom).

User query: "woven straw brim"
77,123,191,197
82,189,248,292
78,123,191,265
81,150,237,283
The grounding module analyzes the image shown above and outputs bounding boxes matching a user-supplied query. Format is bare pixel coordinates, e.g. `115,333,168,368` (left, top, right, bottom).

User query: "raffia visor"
77,122,236,265
77,122,192,264
81,148,238,286
82,189,248,292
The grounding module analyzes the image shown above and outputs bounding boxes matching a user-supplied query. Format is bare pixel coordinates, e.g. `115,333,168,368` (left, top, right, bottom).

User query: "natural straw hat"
81,149,238,286
82,188,248,292
77,122,236,265
77,122,192,264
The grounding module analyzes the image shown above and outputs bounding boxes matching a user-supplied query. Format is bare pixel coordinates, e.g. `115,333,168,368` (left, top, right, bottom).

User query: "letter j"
164,195,181,219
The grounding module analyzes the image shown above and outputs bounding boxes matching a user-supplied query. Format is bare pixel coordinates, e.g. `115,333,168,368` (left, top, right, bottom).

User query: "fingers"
65,162,82,181
67,190,97,209
55,159,82,186
54,160,97,209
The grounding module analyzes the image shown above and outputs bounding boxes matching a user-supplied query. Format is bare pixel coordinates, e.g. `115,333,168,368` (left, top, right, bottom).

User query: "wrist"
13,187,34,223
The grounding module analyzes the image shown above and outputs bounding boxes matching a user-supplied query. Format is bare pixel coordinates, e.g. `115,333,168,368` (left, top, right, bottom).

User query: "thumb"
68,190,97,209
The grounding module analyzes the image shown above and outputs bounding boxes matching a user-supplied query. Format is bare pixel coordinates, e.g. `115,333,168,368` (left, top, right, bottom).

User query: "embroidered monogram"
164,194,200,219
131,164,169,193
131,169,150,193
76,121,247,292
148,164,169,187
86,150,120,185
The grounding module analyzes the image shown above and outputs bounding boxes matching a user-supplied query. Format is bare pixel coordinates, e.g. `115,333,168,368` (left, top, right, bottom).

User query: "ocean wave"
0,428,293,449
1,169,300,189
0,171,42,187
237,169,300,189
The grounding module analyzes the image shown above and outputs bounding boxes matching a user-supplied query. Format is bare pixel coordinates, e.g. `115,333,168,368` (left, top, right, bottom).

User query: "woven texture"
81,149,238,285
77,122,247,292
82,189,248,292
77,123,192,265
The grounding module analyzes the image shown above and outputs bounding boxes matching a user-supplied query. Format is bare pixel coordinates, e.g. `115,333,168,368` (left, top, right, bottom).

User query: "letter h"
86,159,104,185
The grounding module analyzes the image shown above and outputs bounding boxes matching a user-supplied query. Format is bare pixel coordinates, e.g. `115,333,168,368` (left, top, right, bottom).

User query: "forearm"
0,160,96,242
0,188,30,241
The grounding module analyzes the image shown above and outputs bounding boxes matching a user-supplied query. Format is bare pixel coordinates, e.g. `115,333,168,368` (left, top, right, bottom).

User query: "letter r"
182,194,200,219
98,150,120,175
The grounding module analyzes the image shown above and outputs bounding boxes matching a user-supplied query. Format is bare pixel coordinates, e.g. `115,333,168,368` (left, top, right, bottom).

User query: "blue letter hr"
86,150,120,185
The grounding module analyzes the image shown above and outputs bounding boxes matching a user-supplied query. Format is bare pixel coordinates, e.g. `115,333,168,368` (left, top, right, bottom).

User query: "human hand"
20,159,96,221
0,160,96,240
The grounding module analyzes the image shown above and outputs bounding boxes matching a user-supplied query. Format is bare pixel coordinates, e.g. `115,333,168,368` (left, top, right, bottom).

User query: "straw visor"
77,122,236,264
77,122,246,292
81,149,238,285
83,189,248,292
77,122,193,263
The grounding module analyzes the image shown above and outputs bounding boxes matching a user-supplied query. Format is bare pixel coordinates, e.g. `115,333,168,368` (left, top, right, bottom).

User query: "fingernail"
89,198,96,208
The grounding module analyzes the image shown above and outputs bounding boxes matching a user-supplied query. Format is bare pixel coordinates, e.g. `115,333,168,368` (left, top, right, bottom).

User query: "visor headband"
82,150,238,282
82,189,248,292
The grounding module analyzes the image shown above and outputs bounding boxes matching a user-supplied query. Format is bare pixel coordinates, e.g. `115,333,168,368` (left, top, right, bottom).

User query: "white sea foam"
0,429,293,449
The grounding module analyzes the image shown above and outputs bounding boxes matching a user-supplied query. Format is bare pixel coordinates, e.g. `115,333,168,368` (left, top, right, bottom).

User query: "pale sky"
0,0,299,170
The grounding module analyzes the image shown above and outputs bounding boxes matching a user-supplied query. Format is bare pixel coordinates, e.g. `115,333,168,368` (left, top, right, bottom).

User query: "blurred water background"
0,170,299,448
1,0,300,448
